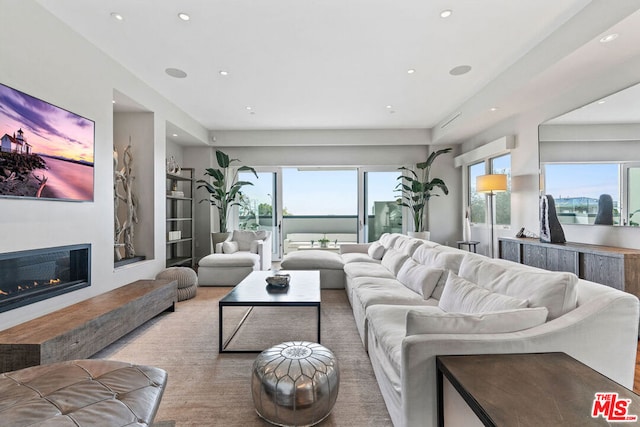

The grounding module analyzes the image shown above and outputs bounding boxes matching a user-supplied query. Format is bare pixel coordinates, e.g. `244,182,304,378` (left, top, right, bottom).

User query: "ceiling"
36,1,640,144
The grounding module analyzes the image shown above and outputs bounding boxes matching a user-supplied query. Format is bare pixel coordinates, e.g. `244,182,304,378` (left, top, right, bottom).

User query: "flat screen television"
0,82,94,202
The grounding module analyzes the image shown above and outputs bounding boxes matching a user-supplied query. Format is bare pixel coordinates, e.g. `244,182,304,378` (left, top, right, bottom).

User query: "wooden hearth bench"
0,279,177,373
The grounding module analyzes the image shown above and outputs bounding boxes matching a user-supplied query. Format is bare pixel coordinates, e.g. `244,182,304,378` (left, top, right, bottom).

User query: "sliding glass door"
237,169,281,260
234,166,404,259
360,169,404,242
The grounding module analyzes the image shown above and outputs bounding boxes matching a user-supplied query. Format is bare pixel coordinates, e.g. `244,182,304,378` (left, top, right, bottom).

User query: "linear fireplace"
0,244,90,314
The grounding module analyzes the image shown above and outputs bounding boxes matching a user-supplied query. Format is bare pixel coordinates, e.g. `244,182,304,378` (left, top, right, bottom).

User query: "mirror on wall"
538,82,640,227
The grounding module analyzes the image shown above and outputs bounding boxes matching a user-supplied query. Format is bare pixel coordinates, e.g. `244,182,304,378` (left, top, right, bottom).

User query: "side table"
456,240,479,253
436,353,640,426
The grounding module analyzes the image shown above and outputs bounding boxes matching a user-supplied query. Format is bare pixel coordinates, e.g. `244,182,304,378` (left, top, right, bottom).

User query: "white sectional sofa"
282,233,640,427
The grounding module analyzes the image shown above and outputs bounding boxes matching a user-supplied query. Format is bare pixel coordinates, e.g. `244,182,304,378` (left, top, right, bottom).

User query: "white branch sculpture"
114,141,138,261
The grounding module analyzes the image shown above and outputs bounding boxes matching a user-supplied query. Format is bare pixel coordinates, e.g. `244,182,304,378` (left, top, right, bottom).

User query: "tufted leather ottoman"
156,266,198,301
0,359,167,427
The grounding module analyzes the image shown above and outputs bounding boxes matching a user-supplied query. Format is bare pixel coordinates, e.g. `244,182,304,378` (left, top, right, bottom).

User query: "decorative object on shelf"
318,235,331,248
166,156,181,175
463,206,472,242
197,149,258,233
266,273,291,289
540,194,566,243
396,147,452,235
477,173,508,257
114,139,139,262
252,341,340,427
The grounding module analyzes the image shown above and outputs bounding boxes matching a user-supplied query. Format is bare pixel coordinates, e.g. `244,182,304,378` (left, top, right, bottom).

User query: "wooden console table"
0,279,177,373
498,237,640,295
437,353,640,426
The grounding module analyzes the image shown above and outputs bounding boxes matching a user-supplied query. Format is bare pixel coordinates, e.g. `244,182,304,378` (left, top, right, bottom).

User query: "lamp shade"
477,174,507,193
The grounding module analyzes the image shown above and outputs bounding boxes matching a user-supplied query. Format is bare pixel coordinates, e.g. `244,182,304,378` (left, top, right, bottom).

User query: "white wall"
0,1,207,330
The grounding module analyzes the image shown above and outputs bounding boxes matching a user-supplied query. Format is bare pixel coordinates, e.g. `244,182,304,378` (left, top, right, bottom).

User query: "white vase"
408,231,430,240
463,218,471,242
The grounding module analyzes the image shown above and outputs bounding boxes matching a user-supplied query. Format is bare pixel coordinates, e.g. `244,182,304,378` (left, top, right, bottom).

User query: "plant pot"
408,231,430,240
211,232,231,253
320,241,328,248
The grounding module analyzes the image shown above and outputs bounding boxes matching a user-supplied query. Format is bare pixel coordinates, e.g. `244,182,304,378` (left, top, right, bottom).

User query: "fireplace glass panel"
0,244,90,313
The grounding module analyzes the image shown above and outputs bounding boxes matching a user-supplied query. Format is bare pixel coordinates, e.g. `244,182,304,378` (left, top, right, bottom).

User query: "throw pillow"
380,249,410,276
438,272,528,313
396,259,443,298
405,306,549,335
222,241,239,254
367,242,385,260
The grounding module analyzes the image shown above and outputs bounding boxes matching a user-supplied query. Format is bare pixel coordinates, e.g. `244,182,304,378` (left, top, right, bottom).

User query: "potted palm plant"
197,150,258,249
395,147,452,239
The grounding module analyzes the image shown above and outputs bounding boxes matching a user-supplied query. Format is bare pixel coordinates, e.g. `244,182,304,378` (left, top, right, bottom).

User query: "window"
491,154,511,225
543,163,619,225
468,162,486,224
467,154,511,226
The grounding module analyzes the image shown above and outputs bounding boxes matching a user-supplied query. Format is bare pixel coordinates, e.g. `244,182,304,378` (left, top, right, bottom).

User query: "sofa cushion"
396,259,443,298
438,272,528,313
232,230,268,251
379,233,401,249
406,306,549,335
381,249,410,276
280,250,344,270
341,252,381,264
410,245,467,299
344,262,395,280
368,242,385,260
355,284,432,309
222,241,239,254
392,236,424,255
199,253,258,267
458,254,578,320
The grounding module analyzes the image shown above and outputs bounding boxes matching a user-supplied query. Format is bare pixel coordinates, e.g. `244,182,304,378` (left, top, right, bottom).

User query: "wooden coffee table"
218,270,321,353
436,352,640,426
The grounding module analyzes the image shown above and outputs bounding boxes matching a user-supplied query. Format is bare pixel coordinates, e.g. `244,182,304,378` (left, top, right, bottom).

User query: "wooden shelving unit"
166,168,195,268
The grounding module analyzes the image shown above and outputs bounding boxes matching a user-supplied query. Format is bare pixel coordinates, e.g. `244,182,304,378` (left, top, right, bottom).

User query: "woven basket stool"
252,341,340,426
155,266,197,301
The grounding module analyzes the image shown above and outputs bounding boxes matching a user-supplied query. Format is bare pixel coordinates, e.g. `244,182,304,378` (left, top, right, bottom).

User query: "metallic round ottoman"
252,341,340,426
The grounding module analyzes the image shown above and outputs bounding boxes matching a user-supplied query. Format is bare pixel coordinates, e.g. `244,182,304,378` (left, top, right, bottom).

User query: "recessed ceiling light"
165,68,187,78
490,107,498,112
599,33,618,43
112,100,116,104
178,13,190,21
172,133,178,137
246,106,252,110
440,10,452,18
219,70,229,76
110,12,124,21
449,65,472,76
386,105,392,109
597,100,606,104
407,69,416,74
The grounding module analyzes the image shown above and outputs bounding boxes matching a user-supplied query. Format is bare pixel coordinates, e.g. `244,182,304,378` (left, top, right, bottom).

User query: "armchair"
215,230,272,270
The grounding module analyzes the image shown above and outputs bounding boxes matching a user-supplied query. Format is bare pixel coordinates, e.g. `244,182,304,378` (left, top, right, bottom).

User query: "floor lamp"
476,174,507,258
